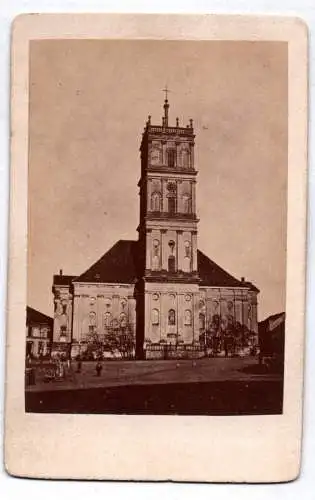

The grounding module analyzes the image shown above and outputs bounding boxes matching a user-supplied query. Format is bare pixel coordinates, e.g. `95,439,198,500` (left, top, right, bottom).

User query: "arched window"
167,149,176,168
182,194,192,214
120,312,127,328
184,310,192,326
167,182,176,215
151,148,161,165
168,196,176,214
168,255,175,273
152,239,160,271
104,312,112,329
183,240,191,272
151,308,159,325
168,240,175,253
184,240,191,258
151,192,161,212
89,311,96,326
168,309,176,326
199,313,205,331
168,240,176,272
181,148,190,168
227,301,234,312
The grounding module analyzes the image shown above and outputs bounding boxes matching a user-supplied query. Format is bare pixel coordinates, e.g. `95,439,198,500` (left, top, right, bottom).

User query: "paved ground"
26,356,280,393
25,358,283,415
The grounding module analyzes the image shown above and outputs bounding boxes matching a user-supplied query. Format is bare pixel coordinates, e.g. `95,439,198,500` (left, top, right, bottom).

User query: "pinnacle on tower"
162,85,170,127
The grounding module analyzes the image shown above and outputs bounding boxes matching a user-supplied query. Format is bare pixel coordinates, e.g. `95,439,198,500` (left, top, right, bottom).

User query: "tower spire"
162,85,170,127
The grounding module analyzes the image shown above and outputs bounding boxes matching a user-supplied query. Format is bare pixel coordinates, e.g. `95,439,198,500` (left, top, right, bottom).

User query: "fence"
145,343,205,360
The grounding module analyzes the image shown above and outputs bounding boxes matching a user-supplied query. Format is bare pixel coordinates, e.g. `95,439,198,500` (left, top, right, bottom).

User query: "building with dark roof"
26,306,53,358
52,98,259,359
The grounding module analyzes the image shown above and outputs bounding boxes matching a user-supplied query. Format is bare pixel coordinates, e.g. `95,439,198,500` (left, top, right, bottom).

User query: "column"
176,180,181,214
243,298,249,328
193,293,199,343
252,303,258,334
145,292,151,342
192,231,198,272
67,297,73,342
161,178,166,213
72,294,80,342
146,229,152,270
149,178,154,212
97,294,103,337
190,142,194,169
177,230,183,271
161,140,166,165
161,229,167,270
191,180,196,215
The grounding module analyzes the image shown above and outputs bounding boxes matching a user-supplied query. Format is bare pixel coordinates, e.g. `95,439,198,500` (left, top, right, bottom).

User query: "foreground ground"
25,357,283,415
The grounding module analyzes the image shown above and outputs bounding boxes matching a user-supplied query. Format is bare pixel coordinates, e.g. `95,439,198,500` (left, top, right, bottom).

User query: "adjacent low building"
26,306,53,358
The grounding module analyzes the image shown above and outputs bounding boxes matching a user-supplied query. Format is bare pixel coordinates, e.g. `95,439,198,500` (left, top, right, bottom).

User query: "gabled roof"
73,240,139,284
259,312,285,331
26,306,53,326
53,274,77,286
73,239,258,292
198,250,249,289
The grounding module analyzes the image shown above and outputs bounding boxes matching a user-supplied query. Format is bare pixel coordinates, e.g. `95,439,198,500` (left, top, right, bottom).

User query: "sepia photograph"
25,39,287,415
5,14,307,482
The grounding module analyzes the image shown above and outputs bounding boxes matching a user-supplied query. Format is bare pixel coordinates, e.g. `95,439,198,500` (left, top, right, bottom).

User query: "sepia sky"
28,40,287,321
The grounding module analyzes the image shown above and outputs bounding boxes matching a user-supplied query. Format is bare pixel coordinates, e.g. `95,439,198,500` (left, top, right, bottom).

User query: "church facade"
52,98,259,359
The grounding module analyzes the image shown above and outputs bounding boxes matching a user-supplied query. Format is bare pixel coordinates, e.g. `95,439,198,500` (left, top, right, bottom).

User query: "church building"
52,97,259,359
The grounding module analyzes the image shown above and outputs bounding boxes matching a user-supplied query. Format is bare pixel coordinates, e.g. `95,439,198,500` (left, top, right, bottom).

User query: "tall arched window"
120,312,127,328
167,182,176,214
104,312,112,329
181,148,190,168
168,196,176,214
182,194,192,214
184,310,192,326
183,240,191,272
151,308,159,325
168,240,176,272
199,313,205,331
168,309,176,326
167,149,176,168
152,239,160,271
89,311,96,326
151,192,161,212
168,255,175,272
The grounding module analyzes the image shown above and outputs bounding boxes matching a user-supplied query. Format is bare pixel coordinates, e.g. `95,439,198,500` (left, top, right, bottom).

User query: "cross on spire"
162,85,171,126
162,84,171,101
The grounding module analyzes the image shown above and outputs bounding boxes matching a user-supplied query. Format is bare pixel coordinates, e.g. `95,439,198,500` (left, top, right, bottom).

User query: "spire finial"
162,84,170,127
162,84,170,101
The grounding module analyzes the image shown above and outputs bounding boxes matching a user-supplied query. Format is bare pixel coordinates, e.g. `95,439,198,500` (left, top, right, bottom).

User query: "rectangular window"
167,149,176,168
168,197,176,215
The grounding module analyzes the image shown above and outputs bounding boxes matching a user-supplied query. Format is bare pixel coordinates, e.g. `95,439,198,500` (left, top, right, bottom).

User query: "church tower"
136,93,200,358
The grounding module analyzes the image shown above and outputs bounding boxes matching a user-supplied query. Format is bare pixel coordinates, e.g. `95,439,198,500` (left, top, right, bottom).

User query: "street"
25,357,283,415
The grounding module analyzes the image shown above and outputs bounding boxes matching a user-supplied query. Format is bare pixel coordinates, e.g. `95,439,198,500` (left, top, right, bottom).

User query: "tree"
103,322,135,359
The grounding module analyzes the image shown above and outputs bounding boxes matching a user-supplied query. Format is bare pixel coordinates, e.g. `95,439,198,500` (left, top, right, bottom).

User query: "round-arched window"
152,239,160,271
182,194,192,213
89,311,96,325
168,309,176,326
199,313,205,331
104,312,112,328
184,310,192,326
120,312,127,328
151,308,159,325
151,192,161,212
